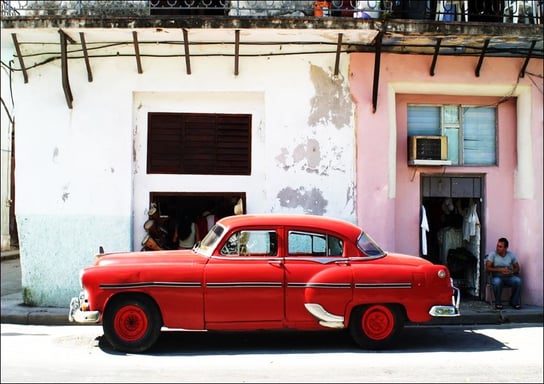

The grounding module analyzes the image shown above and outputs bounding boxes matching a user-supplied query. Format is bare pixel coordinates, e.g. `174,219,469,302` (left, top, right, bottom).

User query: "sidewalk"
2,249,543,326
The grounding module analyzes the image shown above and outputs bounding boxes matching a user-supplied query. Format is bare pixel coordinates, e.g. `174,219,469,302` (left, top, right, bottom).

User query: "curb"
428,310,543,326
1,303,71,326
2,304,542,327
0,250,20,261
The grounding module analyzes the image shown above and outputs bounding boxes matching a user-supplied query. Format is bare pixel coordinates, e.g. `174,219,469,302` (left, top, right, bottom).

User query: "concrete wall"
0,45,14,251
5,41,354,306
3,28,542,307
350,53,543,306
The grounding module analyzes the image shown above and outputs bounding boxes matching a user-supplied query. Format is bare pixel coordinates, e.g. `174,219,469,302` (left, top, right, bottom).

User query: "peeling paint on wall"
293,138,320,172
61,184,70,202
276,137,345,176
308,64,351,129
52,147,59,163
346,183,355,215
277,186,328,215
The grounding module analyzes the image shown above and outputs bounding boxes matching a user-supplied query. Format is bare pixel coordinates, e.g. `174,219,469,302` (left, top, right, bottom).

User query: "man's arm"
485,258,494,272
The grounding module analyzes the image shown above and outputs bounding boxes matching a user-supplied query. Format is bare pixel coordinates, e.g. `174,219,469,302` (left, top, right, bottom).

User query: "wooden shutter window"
147,112,251,175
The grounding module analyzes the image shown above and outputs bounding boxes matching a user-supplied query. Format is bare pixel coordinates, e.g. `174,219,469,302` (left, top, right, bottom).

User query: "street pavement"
1,249,543,326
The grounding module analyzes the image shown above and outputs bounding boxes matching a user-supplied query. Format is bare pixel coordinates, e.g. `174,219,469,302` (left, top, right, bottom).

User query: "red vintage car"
69,214,460,353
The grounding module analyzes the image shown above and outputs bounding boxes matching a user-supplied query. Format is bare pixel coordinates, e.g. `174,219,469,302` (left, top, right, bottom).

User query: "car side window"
288,231,343,256
220,230,277,256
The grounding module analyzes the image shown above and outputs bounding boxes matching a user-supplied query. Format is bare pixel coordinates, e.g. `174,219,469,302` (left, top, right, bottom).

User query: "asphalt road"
1,323,543,383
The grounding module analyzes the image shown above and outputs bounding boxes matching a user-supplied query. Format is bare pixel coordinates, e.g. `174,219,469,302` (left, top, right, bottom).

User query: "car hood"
93,249,207,267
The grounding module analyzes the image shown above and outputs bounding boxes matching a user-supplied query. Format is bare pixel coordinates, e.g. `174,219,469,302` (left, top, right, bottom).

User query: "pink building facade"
351,53,543,306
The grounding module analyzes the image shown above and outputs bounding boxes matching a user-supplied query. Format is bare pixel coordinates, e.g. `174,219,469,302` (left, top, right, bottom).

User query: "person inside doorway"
174,213,200,250
485,237,522,310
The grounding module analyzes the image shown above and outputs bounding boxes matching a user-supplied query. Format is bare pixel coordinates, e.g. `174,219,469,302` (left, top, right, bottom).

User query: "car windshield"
195,224,225,256
357,232,386,256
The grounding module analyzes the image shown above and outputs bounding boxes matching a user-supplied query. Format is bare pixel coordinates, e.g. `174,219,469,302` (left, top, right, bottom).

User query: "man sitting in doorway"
485,237,522,310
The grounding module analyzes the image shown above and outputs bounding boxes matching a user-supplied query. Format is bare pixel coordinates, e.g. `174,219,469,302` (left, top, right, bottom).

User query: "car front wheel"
349,304,404,349
103,295,162,353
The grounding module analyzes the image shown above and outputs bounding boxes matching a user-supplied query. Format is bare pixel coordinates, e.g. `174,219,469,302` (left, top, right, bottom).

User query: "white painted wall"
0,46,14,251
3,34,354,306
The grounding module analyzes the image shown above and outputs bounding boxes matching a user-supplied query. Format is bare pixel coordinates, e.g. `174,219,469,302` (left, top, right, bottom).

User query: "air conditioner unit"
408,136,451,166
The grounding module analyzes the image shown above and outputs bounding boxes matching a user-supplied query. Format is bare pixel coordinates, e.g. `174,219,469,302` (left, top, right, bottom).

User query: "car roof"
217,214,362,238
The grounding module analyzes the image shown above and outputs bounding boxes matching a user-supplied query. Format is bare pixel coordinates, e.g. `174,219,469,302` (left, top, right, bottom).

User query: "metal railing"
1,1,542,24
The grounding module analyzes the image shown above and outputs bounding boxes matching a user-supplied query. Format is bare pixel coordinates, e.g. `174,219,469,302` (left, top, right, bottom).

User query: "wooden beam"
79,32,93,82
58,30,73,109
430,38,442,76
334,33,343,77
11,33,28,83
475,39,490,77
132,31,143,74
372,32,383,114
519,40,536,78
182,28,191,75
234,30,240,76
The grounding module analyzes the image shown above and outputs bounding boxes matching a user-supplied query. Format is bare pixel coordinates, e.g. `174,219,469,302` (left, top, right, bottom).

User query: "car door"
204,228,284,324
283,228,353,324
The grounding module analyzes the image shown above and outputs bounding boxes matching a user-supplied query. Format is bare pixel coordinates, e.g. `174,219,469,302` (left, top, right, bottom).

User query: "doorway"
420,175,485,299
140,192,245,251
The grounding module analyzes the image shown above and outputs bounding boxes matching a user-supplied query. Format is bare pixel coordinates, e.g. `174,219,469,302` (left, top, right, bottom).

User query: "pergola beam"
234,29,240,76
183,28,191,75
58,29,74,109
430,38,442,76
371,32,383,114
475,39,490,77
79,32,93,82
11,33,28,83
519,40,536,78
132,31,143,74
334,33,343,76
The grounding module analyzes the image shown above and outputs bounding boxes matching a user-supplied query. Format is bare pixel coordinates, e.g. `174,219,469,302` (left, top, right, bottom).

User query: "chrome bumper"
68,294,100,323
429,285,461,317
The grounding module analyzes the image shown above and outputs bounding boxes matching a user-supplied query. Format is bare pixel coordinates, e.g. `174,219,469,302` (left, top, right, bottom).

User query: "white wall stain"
277,186,328,215
308,64,351,129
52,147,59,163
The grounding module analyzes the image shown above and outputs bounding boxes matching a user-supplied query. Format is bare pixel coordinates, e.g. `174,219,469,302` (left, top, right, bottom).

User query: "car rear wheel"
103,295,162,353
349,304,404,349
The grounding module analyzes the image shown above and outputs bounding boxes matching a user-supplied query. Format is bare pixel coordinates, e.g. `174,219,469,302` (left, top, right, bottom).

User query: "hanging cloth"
463,203,480,241
421,205,430,256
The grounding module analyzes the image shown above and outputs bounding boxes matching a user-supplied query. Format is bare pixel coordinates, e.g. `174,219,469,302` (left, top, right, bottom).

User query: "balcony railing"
1,0,542,24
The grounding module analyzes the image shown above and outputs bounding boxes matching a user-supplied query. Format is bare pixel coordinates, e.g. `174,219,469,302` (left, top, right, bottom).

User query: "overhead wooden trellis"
7,23,541,112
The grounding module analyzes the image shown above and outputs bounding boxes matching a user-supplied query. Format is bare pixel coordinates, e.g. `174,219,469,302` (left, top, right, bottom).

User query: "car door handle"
335,259,350,265
268,259,283,267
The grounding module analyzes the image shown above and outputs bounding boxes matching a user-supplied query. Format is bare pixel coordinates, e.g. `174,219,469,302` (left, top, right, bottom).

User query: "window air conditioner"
408,136,451,166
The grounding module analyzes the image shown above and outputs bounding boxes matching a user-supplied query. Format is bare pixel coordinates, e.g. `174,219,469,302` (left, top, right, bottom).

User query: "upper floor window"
147,112,252,175
407,104,497,165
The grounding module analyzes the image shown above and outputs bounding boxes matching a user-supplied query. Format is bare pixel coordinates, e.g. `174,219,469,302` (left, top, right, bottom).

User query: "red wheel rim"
361,305,395,341
114,304,149,342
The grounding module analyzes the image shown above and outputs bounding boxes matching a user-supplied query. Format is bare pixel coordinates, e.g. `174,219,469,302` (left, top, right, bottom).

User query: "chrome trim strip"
288,282,351,289
283,257,343,264
304,303,345,329
100,282,201,289
355,282,412,289
206,282,282,288
210,256,283,261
